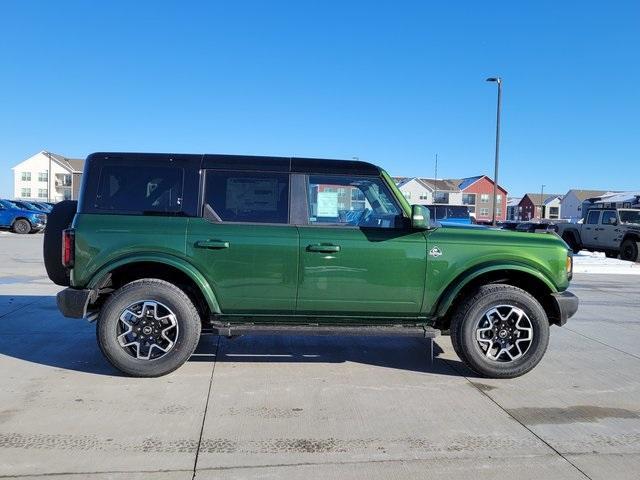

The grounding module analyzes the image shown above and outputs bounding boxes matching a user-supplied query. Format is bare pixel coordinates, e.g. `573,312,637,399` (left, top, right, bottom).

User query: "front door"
599,210,620,249
296,174,427,317
187,170,298,314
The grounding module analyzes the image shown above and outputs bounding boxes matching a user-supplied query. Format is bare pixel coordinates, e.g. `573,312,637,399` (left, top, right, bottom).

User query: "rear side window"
94,165,184,214
204,170,289,224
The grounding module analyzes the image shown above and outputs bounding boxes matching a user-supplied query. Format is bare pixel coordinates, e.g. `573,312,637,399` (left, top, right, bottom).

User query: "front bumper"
550,290,579,326
57,288,93,318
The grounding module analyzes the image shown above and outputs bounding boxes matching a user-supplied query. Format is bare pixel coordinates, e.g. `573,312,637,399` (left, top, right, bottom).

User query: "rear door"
295,173,427,317
582,210,601,247
186,169,299,314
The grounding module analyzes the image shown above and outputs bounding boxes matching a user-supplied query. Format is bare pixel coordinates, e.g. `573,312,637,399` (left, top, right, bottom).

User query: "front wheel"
97,279,202,377
12,219,31,234
450,284,550,378
620,239,640,262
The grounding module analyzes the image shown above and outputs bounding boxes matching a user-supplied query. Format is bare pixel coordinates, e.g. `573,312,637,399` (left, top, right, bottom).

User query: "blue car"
0,199,47,234
426,205,473,225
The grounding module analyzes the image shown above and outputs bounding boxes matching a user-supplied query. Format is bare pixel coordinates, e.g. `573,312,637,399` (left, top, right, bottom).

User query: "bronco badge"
429,246,443,257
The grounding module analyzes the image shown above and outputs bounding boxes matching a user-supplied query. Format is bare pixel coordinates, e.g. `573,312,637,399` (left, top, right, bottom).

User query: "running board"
209,322,440,339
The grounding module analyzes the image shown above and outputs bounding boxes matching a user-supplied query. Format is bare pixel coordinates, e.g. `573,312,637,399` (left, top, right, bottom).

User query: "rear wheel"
450,284,550,378
12,219,31,234
97,279,202,377
620,239,640,262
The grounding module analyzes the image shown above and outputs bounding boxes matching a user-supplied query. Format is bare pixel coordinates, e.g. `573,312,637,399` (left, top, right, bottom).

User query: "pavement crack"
192,334,220,480
563,326,640,361
443,358,594,480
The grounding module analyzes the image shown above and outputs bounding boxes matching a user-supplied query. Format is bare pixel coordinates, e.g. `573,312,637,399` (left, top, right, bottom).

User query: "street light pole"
540,184,545,220
486,77,502,226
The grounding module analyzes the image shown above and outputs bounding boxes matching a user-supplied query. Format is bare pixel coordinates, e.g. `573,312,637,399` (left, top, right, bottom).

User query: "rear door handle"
307,244,340,253
195,240,230,249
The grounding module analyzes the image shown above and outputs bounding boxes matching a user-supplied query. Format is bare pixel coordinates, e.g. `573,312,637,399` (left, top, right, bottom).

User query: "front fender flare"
434,263,558,318
87,253,221,314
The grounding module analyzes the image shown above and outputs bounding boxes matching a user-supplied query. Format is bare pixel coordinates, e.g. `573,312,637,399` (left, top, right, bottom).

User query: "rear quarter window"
93,165,185,215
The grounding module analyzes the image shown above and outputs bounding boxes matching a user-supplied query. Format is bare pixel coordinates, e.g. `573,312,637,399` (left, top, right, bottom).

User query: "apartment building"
12,151,84,202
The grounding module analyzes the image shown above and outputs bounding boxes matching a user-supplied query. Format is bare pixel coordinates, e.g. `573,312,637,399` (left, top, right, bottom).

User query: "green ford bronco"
44,152,578,378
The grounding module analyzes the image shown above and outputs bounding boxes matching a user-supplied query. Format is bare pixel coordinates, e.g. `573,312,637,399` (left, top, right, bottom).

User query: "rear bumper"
56,288,93,318
550,290,579,326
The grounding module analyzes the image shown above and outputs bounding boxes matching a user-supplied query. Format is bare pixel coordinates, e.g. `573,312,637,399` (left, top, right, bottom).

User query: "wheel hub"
475,305,533,362
116,300,179,360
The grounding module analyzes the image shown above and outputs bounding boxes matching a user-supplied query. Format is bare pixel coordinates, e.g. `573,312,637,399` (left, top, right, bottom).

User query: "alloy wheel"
475,305,533,362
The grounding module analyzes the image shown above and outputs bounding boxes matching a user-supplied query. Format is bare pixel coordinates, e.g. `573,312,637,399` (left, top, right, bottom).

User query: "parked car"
515,222,559,234
46,152,578,378
425,205,472,225
31,201,53,212
557,207,640,261
10,200,51,214
0,199,47,234
498,221,520,230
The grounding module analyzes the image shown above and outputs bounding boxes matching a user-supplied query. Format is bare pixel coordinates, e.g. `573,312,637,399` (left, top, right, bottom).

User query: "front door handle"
195,240,230,249
307,244,340,253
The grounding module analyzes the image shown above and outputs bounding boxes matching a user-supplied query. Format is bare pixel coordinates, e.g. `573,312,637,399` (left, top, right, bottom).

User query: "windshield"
0,200,18,209
619,210,640,225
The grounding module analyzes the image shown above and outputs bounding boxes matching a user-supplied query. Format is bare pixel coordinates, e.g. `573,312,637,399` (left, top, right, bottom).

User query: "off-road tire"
620,239,640,263
450,284,550,379
562,232,581,254
97,279,202,377
12,219,31,234
43,200,78,286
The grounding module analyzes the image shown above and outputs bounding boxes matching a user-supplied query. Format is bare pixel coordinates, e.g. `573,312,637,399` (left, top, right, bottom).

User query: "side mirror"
411,204,430,230
610,218,618,226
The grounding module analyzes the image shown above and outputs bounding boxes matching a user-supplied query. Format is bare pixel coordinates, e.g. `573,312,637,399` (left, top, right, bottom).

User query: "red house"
456,175,508,223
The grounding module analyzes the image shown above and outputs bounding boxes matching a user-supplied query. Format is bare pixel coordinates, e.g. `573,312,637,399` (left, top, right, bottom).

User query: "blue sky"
1,1,638,197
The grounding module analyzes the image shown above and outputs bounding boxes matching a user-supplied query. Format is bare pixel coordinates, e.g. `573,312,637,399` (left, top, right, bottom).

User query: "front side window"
586,210,600,225
601,210,617,225
204,170,289,224
94,165,184,214
307,175,402,228
21,172,31,181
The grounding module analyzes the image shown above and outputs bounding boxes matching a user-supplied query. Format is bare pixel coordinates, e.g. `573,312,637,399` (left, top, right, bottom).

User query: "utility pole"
540,184,545,220
433,154,438,203
47,151,52,203
486,77,502,225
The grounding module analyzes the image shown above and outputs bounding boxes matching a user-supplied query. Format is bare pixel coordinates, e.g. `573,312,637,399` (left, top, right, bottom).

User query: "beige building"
12,151,84,202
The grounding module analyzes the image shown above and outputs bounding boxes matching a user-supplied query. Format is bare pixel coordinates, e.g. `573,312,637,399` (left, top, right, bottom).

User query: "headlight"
566,252,573,280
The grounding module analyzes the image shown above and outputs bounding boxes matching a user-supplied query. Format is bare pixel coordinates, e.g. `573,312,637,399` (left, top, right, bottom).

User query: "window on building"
38,172,48,182
434,192,449,204
479,207,489,217
204,170,289,223
480,194,490,203
403,192,411,199
462,193,476,205
307,175,401,228
419,194,429,200
549,206,560,219
21,172,31,181
20,188,31,198
496,207,502,216
58,174,72,187
63,188,72,200
38,189,48,198
467,206,475,213
497,194,502,202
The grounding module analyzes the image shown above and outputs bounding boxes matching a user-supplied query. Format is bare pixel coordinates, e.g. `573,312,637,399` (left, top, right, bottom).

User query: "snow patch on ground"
573,250,640,275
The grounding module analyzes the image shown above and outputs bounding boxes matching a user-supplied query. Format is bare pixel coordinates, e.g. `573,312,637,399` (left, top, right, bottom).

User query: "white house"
394,177,462,205
543,195,563,220
12,151,84,202
560,189,608,221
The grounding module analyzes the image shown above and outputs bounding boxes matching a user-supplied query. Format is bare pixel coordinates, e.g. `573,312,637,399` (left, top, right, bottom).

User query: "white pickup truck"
557,208,640,262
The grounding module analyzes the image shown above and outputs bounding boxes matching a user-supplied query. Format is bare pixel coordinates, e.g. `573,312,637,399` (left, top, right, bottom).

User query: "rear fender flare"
87,254,221,314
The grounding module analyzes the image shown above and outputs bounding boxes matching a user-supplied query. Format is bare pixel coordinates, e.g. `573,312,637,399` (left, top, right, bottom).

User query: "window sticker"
317,191,339,217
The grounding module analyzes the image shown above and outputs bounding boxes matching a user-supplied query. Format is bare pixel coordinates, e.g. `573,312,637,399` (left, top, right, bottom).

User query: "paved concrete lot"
0,234,639,479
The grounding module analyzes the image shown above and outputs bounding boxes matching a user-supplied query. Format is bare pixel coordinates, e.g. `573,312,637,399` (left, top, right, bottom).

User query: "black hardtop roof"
86,152,382,175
